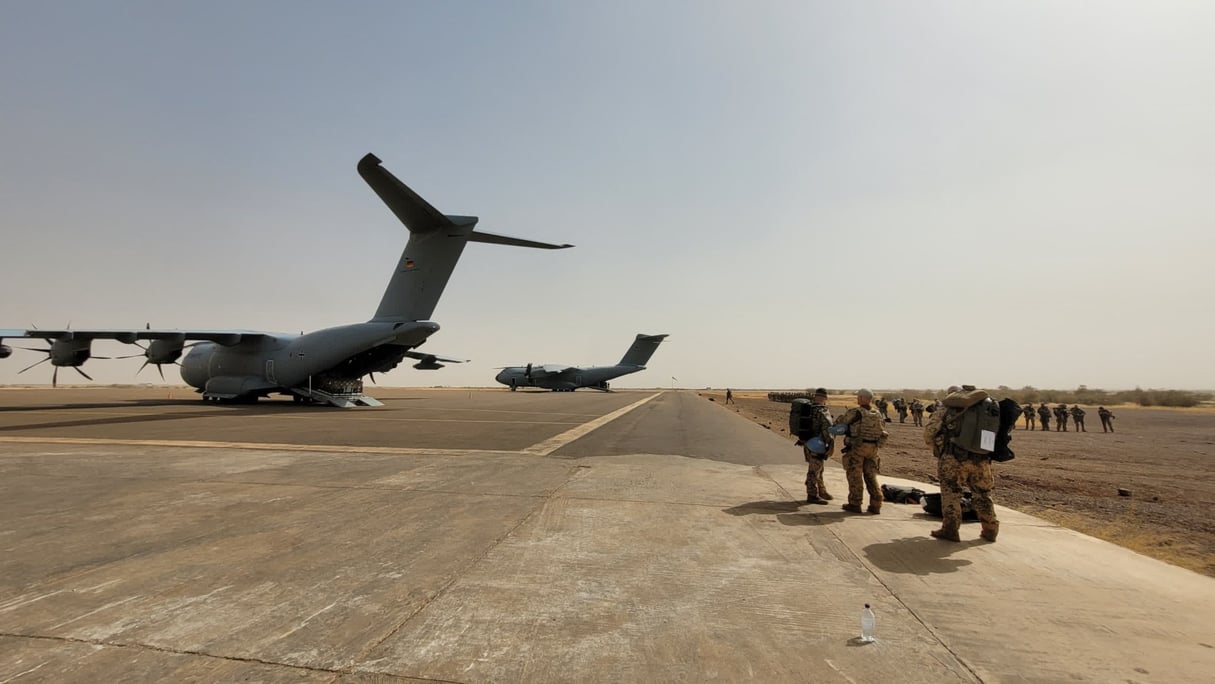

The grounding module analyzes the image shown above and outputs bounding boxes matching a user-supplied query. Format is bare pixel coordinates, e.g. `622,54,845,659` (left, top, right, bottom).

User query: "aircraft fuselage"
180,320,438,399
494,364,645,391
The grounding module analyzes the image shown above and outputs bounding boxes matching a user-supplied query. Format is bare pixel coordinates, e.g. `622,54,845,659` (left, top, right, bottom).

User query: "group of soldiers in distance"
875,396,1117,433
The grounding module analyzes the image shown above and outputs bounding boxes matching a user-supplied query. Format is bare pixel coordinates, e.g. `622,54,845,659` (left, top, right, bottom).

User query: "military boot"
931,528,961,542
841,503,863,514
820,492,834,500
867,503,881,515
980,523,999,543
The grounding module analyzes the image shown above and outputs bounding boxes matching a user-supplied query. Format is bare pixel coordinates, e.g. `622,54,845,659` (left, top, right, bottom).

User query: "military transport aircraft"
494,333,668,391
0,154,572,407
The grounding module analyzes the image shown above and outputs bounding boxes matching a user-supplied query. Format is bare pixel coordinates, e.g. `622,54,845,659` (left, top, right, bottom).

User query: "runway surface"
1,387,1212,682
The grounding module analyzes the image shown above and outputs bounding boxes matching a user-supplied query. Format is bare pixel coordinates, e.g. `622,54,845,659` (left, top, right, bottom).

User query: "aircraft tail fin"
619,333,668,367
358,154,572,322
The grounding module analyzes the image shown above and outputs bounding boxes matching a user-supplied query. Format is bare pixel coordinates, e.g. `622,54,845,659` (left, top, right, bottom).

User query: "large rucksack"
942,391,1001,455
789,398,816,440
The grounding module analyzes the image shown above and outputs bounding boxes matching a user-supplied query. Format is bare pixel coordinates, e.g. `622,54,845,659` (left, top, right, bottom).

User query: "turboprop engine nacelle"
0,343,11,359
50,338,93,366
144,339,186,364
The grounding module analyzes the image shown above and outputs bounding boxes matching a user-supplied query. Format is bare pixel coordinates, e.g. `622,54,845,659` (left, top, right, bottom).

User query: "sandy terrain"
706,391,1215,577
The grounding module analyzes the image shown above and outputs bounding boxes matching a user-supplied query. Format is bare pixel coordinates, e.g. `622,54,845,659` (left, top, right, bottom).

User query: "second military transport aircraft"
0,154,572,407
494,333,668,391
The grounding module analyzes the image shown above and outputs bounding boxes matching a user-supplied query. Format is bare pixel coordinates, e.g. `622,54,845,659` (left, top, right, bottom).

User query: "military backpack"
789,398,817,440
941,390,1002,457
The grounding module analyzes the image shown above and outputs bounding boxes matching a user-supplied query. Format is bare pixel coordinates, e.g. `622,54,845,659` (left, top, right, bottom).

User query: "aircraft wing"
0,328,274,345
522,364,573,379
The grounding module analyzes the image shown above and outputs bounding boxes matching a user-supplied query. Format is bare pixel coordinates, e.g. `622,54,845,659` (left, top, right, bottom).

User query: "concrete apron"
1,449,1212,683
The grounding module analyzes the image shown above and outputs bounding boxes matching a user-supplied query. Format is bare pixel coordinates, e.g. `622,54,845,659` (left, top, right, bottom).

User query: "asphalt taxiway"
1,388,1212,682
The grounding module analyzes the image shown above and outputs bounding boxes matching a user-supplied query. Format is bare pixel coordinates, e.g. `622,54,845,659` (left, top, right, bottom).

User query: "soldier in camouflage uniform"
875,396,892,423
910,399,925,427
925,385,999,543
1098,406,1115,432
894,397,908,423
1037,403,1051,431
799,387,835,505
1055,404,1069,432
838,388,887,514
1070,404,1086,432
1023,403,1036,430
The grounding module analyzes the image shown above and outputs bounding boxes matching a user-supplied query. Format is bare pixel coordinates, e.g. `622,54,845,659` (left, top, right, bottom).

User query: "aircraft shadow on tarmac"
0,400,189,412
861,536,982,575
0,400,373,432
722,500,805,515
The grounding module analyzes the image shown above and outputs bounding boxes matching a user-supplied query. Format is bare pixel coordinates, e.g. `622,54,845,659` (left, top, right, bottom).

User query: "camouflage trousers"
804,451,829,500
843,442,882,508
938,452,998,533
1074,417,1086,432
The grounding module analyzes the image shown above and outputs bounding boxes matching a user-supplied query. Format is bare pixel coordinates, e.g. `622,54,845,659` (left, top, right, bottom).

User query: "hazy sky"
2,1,1213,391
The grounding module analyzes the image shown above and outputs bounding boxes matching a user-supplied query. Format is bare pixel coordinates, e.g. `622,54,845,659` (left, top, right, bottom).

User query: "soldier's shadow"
861,536,981,575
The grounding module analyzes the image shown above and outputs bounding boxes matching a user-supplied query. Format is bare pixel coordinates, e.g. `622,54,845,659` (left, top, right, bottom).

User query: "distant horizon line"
2,384,1212,394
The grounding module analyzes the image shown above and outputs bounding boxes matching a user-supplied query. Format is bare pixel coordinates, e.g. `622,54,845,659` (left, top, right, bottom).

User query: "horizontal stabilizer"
403,350,468,364
469,230,573,250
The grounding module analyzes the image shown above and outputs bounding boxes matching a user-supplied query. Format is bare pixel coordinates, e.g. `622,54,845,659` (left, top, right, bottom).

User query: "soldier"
1023,403,1036,430
725,388,734,404
1055,403,1069,432
895,397,908,423
910,399,925,427
925,385,1000,543
837,389,887,514
1098,406,1116,432
798,387,835,504
875,396,892,423
1070,404,1086,432
1037,403,1051,432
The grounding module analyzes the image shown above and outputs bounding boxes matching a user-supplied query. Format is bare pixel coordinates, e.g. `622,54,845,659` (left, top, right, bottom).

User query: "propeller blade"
17,346,52,352
18,357,50,374
157,364,165,381
52,367,58,388
369,372,377,385
74,366,93,381
136,360,149,376
116,353,145,359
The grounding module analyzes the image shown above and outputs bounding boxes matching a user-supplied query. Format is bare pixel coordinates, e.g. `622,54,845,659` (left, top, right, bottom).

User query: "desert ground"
705,390,1215,577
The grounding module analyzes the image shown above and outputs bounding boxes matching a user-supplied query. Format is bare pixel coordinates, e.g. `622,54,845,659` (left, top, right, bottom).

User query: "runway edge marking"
520,392,664,457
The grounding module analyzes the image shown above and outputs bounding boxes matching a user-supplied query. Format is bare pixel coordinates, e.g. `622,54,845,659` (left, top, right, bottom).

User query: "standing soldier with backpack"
1070,405,1086,432
1023,403,1036,430
1098,406,1116,432
1037,403,1051,432
788,387,835,504
924,385,1001,543
910,399,925,427
894,397,908,423
875,396,892,423
837,389,887,514
1055,403,1070,431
